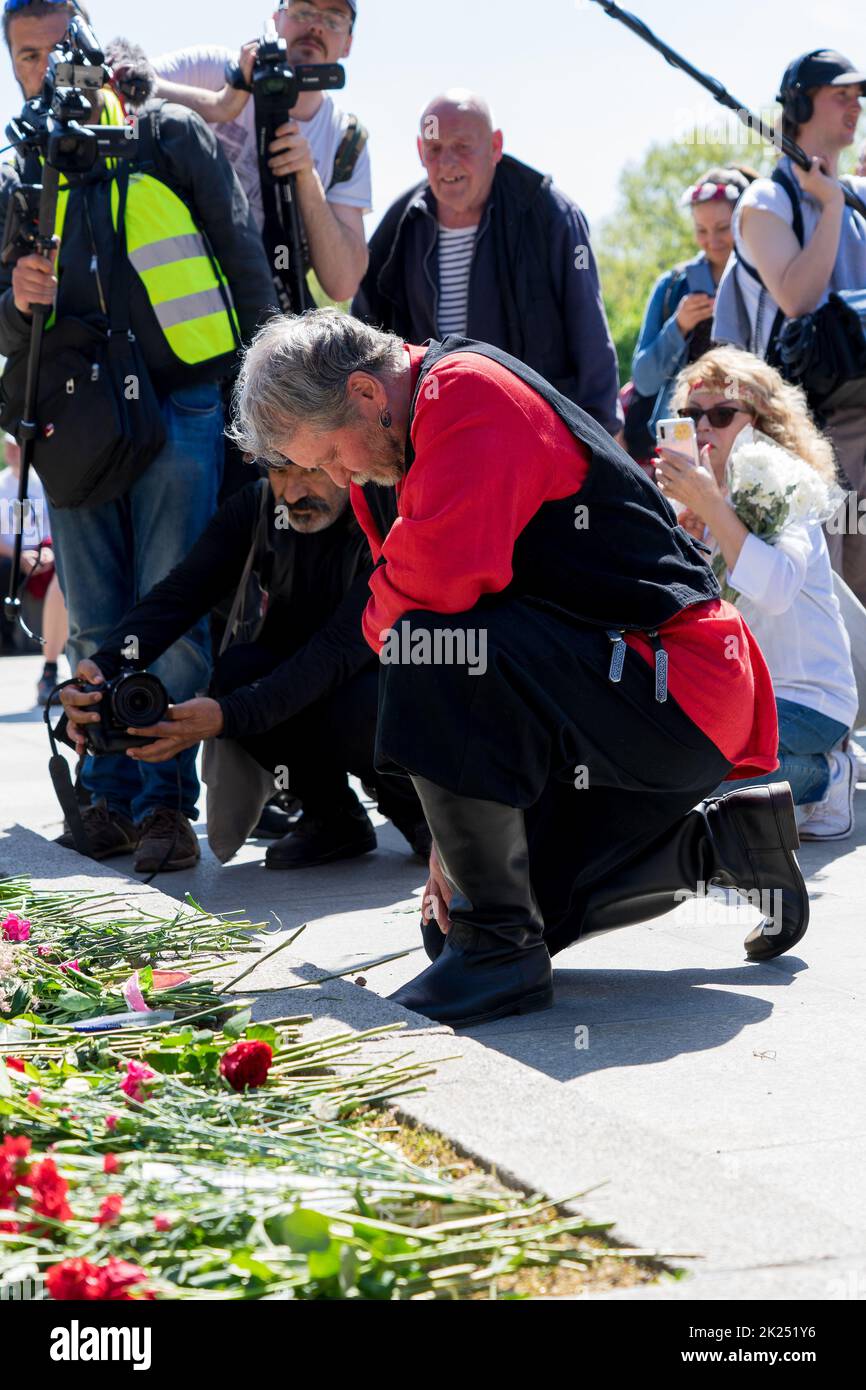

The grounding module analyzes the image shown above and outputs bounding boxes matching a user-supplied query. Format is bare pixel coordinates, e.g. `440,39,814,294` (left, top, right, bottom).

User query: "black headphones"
779,50,824,127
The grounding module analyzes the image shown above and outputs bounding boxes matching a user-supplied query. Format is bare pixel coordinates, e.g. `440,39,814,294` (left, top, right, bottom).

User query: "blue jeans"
49,383,224,823
716,697,850,806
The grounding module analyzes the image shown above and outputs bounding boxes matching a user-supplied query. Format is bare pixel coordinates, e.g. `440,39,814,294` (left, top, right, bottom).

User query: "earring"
379,409,392,429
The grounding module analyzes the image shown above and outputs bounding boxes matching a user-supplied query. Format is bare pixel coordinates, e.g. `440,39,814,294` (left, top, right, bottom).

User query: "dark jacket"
352,155,622,434
0,100,275,395
91,479,375,740
412,337,719,632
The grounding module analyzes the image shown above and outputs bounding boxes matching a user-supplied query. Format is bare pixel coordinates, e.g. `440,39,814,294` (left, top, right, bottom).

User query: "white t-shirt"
0,467,46,550
437,224,477,337
152,46,373,233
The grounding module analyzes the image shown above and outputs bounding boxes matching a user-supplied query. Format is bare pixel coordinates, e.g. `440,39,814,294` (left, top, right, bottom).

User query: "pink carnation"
1,914,30,943
61,960,80,974
119,1059,155,1104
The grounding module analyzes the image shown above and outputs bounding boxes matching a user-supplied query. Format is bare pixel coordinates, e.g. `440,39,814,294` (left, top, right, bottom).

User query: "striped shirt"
437,223,478,337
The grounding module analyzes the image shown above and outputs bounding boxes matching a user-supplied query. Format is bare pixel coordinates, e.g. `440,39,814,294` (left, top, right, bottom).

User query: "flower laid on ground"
26,1090,41,1107
94,1194,123,1226
4,1057,25,1073
219,1039,273,1092
119,1060,156,1104
0,943,24,1015
1,915,30,943
46,1257,155,1302
28,1158,73,1223
1,880,638,1302
0,1135,31,1214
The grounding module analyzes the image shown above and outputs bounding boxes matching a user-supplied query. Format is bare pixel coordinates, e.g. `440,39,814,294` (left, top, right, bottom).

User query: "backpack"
732,167,866,411
623,267,685,460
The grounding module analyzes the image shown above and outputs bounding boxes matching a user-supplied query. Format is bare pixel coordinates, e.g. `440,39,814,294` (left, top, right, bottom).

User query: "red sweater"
352,347,779,779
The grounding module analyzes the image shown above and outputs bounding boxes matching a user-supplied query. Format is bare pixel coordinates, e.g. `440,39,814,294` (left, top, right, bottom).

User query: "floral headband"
680,180,742,208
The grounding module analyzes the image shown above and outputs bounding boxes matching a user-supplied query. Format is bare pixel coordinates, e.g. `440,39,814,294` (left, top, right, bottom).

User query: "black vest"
403,337,720,633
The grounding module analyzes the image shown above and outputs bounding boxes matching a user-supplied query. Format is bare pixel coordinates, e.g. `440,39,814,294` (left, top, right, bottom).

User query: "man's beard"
350,422,406,488
282,496,342,533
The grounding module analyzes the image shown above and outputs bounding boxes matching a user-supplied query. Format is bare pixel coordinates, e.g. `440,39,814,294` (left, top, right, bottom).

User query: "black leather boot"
544,782,808,963
389,778,554,1028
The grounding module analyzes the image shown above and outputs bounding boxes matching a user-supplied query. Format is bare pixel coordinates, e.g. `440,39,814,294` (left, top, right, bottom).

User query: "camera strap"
45,685,95,858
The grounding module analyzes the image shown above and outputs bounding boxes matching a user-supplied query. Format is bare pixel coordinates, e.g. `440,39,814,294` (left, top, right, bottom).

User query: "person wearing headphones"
713,50,866,606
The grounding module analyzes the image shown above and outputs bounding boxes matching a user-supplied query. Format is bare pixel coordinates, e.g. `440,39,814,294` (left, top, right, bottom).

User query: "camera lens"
110,673,169,729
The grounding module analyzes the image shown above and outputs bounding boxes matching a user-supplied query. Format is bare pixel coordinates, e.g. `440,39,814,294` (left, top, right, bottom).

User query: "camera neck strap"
107,162,134,345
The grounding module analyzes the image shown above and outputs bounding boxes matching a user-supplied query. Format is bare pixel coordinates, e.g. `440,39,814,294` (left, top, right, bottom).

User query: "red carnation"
94,1194,123,1226
28,1158,73,1223
103,1153,120,1175
46,1257,154,1302
4,1057,25,1073
219,1039,273,1092
0,1135,31,1206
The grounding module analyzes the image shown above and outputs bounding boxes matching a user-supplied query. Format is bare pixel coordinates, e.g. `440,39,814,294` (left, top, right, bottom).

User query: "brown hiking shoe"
133,808,201,874
55,799,139,861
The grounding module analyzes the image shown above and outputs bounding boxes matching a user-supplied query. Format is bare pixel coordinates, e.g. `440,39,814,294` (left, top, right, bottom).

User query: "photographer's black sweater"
90,480,375,740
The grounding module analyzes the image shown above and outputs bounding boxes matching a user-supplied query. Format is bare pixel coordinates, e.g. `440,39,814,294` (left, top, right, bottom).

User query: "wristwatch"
224,58,251,93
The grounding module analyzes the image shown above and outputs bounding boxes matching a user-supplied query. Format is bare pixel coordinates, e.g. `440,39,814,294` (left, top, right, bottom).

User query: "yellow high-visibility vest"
50,91,239,366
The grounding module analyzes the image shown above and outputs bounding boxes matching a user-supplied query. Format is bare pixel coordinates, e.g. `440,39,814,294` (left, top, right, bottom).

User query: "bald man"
352,88,621,434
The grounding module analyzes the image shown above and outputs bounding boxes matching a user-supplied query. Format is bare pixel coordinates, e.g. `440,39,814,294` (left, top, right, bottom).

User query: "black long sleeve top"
90,482,376,740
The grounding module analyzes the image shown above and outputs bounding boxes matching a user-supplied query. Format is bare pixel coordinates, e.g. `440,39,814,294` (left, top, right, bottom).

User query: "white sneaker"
848,737,866,783
799,750,858,841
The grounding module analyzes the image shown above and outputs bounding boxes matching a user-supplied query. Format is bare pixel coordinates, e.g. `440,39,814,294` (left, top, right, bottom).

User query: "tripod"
251,25,345,314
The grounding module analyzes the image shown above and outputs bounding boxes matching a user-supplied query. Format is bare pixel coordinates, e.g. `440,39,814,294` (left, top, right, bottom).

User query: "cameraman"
58,463,429,869
0,1,275,873
151,1,370,306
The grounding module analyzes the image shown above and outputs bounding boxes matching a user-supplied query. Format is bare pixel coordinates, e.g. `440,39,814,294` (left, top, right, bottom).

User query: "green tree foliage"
596,132,777,383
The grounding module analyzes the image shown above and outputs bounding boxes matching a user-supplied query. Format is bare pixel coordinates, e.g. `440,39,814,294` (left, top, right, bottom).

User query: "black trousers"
375,600,735,950
212,643,422,828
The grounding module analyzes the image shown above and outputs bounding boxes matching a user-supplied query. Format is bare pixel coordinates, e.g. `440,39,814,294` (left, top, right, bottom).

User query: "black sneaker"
56,799,139,861
251,796,302,840
134,808,201,874
265,802,377,871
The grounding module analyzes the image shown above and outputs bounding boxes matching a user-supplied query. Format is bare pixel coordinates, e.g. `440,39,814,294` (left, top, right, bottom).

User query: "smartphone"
655,417,698,516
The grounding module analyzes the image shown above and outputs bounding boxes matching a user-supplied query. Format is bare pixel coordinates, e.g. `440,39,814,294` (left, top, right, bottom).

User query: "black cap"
778,50,866,101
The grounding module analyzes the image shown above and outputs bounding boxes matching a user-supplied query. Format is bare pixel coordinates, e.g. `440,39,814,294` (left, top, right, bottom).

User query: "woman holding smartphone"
655,346,859,839
627,168,754,460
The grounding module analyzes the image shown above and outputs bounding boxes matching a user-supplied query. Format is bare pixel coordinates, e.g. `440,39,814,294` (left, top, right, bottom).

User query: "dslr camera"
75,669,169,756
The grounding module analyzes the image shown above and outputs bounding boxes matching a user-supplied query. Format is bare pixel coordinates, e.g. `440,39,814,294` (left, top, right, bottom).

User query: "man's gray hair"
229,308,405,465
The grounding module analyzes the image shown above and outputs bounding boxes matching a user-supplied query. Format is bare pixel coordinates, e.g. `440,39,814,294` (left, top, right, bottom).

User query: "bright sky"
1,0,864,233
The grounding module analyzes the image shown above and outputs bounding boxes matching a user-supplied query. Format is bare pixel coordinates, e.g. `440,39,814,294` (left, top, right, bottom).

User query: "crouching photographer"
58,460,430,870
0,2,275,872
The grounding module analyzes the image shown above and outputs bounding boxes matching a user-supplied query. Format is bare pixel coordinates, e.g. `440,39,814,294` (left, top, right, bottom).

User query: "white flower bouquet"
712,426,845,603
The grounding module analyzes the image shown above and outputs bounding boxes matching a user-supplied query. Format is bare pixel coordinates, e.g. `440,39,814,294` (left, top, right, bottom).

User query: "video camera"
4,13,136,186
246,21,346,312
250,24,345,187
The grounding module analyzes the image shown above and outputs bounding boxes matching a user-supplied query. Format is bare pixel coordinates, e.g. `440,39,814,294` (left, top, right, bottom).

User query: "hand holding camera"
11,245,58,317
59,659,224,762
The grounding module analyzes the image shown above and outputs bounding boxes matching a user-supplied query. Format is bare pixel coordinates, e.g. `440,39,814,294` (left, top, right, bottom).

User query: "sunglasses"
678,403,754,428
